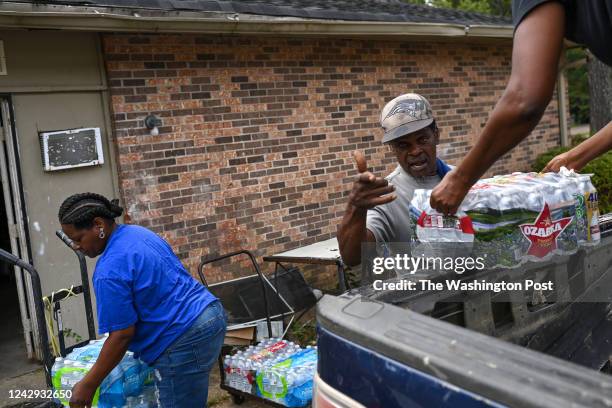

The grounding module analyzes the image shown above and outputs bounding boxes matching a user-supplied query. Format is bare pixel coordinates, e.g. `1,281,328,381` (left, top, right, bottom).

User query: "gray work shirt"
366,165,442,244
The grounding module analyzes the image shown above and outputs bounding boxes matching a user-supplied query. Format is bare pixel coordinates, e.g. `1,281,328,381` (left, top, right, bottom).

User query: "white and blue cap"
380,93,434,143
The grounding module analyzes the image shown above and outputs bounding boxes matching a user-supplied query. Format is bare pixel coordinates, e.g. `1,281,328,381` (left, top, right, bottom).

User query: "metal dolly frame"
198,250,301,407
0,230,97,387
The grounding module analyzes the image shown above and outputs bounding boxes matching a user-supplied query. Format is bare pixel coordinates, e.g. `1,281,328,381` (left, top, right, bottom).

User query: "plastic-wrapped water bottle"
59,361,76,388
291,381,313,407
222,355,231,382
581,176,601,244
99,365,125,408
142,384,158,407
53,359,85,407
134,395,149,408
66,342,101,364
51,357,64,381
225,357,236,387
80,344,102,363
121,354,142,397
72,361,88,383
51,357,64,404
139,364,155,388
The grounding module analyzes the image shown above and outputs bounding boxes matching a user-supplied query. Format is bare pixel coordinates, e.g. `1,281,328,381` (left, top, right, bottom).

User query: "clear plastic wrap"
409,170,600,269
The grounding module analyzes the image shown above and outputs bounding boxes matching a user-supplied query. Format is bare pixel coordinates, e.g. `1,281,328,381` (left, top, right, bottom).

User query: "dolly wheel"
231,394,245,405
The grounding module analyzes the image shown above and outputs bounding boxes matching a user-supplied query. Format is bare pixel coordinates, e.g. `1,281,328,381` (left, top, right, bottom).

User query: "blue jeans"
151,301,227,408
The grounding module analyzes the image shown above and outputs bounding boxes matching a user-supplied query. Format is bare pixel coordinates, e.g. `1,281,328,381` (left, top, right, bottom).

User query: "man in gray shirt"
338,93,452,282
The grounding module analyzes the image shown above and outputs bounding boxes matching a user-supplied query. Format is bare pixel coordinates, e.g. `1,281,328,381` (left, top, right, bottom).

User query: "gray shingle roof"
12,0,511,26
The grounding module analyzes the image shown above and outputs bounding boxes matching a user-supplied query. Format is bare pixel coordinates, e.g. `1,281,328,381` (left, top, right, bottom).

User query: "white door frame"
0,97,39,359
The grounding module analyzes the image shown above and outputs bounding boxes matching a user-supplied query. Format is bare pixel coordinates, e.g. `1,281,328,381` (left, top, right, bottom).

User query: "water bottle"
72,361,88,384
582,176,601,244
54,359,80,407
277,367,289,403
140,366,154,388
51,357,64,382
142,384,158,407
121,354,142,397
51,357,64,404
290,381,313,407
99,364,125,408
59,361,75,389
133,395,149,408
226,357,236,387
73,343,102,363
222,356,231,386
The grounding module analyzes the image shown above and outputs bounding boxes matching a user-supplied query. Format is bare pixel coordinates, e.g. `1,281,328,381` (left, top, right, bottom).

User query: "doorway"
0,98,39,379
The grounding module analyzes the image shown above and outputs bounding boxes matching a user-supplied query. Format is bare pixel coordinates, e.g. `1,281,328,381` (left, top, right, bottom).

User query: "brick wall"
103,34,561,286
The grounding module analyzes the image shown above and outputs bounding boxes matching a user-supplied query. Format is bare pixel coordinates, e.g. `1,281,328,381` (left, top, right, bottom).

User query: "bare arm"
544,121,612,171
338,151,395,266
430,2,566,214
338,203,377,267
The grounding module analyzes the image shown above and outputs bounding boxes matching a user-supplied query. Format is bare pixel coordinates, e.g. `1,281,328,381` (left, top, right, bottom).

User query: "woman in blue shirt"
58,192,226,408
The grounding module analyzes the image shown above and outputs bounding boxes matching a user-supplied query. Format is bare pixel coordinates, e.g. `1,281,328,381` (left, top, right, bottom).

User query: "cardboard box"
224,326,255,346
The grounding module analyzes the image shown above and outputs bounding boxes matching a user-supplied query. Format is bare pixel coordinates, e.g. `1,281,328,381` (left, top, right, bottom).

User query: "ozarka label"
520,203,573,258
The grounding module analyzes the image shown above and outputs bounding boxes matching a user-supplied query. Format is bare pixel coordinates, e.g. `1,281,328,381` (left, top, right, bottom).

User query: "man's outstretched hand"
349,151,396,210
429,170,472,215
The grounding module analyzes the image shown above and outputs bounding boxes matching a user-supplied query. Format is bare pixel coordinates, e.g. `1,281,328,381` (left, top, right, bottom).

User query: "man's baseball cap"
380,93,434,143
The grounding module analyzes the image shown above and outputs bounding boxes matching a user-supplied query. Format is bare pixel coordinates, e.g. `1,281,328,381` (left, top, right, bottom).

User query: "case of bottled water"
409,170,601,269
223,338,317,407
51,337,158,407
255,347,317,407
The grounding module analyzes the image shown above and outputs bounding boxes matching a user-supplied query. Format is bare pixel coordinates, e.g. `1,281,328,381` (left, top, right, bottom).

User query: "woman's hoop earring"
99,229,105,239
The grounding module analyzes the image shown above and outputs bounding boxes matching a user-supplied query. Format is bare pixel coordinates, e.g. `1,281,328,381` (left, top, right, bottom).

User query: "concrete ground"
0,368,48,408
0,272,49,408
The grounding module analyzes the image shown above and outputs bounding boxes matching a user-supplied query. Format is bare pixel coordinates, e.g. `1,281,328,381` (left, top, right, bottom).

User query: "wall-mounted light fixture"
144,114,162,136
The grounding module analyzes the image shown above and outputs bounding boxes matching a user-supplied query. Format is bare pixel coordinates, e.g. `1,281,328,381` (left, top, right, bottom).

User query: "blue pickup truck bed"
315,216,612,407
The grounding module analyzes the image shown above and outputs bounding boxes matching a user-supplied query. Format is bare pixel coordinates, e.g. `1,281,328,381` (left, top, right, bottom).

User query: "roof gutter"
0,3,513,38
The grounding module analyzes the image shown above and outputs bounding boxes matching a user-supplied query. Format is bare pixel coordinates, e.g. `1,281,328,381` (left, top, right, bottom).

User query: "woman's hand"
544,122,612,172
68,327,135,408
69,379,98,408
543,149,583,172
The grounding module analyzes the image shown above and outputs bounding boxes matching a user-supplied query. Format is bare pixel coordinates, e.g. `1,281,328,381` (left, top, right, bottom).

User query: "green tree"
407,1,589,126
405,0,511,16
565,48,589,125
588,54,612,132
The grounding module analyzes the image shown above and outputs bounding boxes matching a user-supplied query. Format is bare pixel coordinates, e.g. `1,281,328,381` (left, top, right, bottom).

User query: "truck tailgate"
317,294,612,407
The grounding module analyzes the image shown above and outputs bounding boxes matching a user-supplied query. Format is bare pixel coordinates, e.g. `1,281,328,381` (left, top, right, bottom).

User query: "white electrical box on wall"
39,127,104,171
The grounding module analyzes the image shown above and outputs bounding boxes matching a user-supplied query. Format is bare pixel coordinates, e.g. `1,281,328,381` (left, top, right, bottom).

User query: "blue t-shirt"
93,224,217,364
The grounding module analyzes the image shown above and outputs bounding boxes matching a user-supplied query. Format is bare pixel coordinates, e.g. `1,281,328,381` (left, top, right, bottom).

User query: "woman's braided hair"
58,193,123,229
